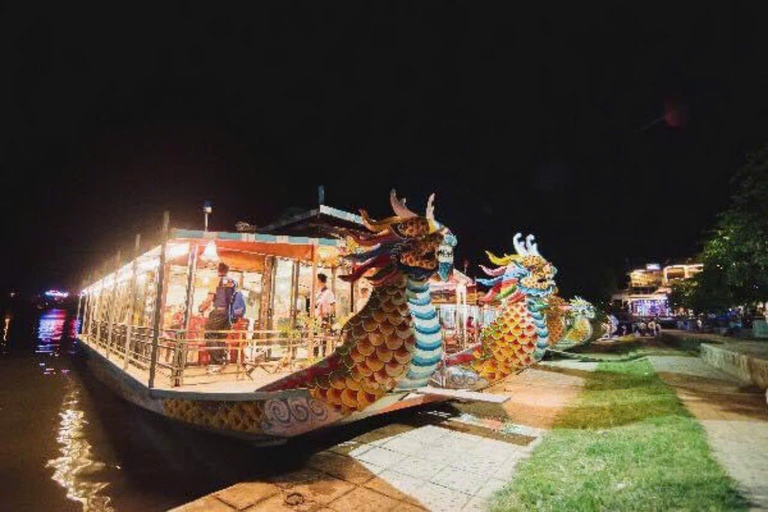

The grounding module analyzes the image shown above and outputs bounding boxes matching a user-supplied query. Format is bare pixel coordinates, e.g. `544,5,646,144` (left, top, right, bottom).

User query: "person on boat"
466,315,478,343
198,262,237,373
314,273,335,357
315,273,336,329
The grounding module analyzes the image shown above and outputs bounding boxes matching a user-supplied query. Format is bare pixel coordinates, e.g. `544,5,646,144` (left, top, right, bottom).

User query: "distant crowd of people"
603,315,664,338
627,319,663,337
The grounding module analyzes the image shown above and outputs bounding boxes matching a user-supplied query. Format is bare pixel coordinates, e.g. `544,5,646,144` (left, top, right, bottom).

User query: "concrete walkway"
172,360,594,512
649,355,768,510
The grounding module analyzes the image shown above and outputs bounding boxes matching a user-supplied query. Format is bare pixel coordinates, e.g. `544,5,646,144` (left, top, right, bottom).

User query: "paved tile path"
172,423,536,512
172,360,594,512
649,355,768,510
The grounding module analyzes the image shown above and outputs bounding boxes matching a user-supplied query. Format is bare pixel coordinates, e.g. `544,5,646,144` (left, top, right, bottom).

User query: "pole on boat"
309,246,318,357
124,234,141,370
80,278,88,338
83,272,92,339
203,200,212,232
76,276,84,336
329,265,338,354
105,250,121,360
289,260,299,329
177,239,199,386
95,260,108,347
148,211,169,389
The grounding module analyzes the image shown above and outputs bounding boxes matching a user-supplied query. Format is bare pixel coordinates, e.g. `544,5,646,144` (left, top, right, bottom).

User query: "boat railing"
80,322,340,389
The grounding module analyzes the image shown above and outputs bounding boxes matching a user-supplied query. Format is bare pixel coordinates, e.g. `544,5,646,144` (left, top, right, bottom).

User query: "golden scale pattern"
307,274,415,413
564,317,592,343
546,295,568,344
470,299,538,382
163,398,264,433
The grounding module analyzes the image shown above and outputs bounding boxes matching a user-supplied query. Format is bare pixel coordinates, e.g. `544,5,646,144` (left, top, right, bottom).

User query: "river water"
0,306,398,511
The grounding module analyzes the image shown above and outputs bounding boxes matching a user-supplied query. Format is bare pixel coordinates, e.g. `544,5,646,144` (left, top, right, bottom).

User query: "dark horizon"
6,3,768,301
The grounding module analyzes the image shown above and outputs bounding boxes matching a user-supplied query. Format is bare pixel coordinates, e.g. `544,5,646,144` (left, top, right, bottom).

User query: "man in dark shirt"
199,262,235,373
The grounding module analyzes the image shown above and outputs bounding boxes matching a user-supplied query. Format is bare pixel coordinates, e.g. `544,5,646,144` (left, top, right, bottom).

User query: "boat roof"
82,229,345,292
259,205,366,238
171,228,343,247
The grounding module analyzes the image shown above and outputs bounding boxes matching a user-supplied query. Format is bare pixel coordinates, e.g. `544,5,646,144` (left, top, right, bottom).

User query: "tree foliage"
686,146,768,312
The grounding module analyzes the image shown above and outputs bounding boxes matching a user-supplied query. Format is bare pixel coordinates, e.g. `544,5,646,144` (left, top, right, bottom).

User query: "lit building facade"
612,263,703,318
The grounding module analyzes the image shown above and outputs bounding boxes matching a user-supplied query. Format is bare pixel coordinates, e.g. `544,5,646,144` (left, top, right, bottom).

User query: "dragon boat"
434,234,598,390
75,192,505,444
546,295,597,351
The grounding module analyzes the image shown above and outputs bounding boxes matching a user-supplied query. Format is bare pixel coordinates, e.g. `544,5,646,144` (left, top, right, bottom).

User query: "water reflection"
47,385,114,512
34,309,111,510
36,308,77,355
1,313,10,354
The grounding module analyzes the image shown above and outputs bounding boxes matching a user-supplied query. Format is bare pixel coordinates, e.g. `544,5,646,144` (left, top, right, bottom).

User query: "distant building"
611,263,703,317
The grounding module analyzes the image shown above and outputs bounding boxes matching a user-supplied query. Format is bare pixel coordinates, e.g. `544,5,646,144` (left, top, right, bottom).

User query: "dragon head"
568,296,596,320
477,233,557,302
342,190,455,285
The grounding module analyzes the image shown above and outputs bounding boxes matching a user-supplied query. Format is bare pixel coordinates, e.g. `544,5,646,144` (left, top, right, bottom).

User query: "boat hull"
76,339,445,444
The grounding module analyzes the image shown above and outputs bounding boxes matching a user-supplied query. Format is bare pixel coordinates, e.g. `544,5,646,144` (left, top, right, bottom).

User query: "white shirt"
316,287,336,318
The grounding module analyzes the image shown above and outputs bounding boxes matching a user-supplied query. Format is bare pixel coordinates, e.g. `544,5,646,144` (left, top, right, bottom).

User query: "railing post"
148,212,169,389
124,234,141,370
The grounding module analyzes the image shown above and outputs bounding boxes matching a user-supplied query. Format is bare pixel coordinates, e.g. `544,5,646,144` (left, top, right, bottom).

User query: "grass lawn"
561,335,701,361
492,359,747,511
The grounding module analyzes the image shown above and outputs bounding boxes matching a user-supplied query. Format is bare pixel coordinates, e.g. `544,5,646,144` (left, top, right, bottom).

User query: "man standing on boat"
314,273,336,357
315,273,336,329
198,262,237,373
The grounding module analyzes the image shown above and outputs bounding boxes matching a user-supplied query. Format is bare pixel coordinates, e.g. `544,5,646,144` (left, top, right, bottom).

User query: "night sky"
6,3,768,301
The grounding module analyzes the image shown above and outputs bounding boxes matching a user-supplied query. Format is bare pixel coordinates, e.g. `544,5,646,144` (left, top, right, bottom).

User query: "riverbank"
492,358,747,511
172,361,593,511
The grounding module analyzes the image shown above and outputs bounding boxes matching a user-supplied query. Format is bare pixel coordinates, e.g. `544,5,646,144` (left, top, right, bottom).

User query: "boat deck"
81,338,298,395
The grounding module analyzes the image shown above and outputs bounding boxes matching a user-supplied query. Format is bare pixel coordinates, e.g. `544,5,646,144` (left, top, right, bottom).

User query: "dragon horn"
425,193,435,220
390,189,417,219
513,233,528,256
525,234,541,256
360,210,401,232
486,250,516,266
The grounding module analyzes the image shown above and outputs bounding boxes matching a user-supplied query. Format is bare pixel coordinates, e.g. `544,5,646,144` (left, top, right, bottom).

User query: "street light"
203,200,212,232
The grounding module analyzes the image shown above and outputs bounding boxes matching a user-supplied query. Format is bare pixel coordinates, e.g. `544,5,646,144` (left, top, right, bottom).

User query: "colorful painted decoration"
550,296,596,350
545,295,597,349
437,233,558,389
261,190,455,412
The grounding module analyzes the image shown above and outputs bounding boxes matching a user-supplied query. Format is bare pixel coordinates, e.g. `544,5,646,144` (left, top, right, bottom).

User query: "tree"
668,279,696,312
693,145,768,311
